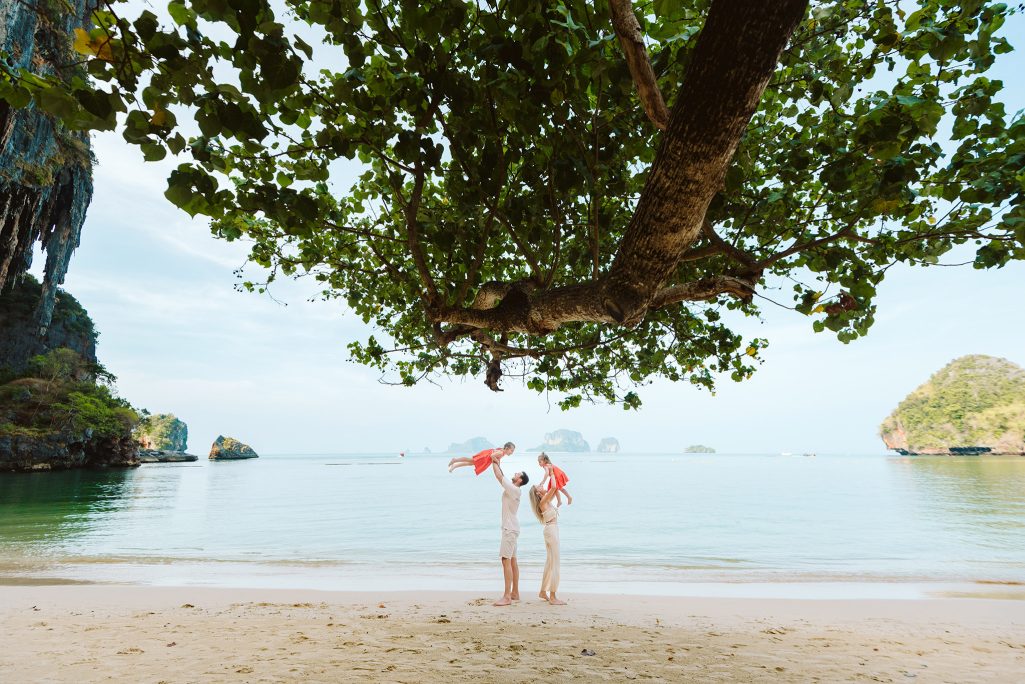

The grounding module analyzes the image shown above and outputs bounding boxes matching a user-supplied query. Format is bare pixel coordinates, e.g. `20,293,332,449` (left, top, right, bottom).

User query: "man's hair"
504,441,515,450
516,471,529,487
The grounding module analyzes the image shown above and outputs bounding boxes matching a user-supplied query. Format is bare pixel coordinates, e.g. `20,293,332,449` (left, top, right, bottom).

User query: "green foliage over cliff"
0,349,138,440
879,355,1025,454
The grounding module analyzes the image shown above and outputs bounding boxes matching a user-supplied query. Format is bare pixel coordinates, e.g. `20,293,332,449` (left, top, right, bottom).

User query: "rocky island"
685,445,716,453
209,436,259,460
596,437,620,453
531,429,589,452
879,355,1025,455
446,436,493,454
135,413,198,462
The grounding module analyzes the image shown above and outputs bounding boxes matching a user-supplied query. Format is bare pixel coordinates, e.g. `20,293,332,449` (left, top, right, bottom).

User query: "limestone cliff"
596,437,620,453
135,414,188,451
446,436,493,454
0,275,96,376
879,355,1025,455
209,435,258,460
685,444,716,453
0,0,94,329
531,429,589,452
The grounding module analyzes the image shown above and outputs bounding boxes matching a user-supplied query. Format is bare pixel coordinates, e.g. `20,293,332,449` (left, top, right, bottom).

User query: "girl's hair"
503,441,516,450
538,452,551,464
528,486,545,524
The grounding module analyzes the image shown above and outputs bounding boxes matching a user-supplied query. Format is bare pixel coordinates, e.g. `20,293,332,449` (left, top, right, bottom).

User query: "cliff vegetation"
0,348,140,471
879,355,1025,455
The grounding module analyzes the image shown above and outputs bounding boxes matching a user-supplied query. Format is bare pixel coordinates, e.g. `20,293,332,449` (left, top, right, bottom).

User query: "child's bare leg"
555,490,564,507
448,457,474,472
563,487,573,505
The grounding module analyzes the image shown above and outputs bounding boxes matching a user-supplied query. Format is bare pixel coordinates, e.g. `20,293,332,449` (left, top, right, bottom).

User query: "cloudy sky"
33,9,1025,456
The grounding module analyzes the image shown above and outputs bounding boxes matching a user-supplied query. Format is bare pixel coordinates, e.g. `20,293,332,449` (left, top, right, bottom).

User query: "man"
492,456,528,607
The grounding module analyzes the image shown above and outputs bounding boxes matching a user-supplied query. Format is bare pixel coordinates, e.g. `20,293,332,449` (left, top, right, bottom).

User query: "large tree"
3,0,1022,407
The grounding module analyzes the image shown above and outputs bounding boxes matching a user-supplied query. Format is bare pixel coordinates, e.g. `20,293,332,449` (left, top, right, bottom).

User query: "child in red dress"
538,452,572,506
448,442,516,474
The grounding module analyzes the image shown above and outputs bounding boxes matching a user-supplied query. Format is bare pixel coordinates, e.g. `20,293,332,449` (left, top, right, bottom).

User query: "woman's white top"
542,507,558,526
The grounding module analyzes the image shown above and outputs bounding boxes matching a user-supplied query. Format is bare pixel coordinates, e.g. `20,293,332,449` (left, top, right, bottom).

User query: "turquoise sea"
2,453,1024,597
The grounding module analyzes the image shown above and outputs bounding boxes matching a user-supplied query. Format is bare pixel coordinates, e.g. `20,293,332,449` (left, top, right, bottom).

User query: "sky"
29,8,1025,456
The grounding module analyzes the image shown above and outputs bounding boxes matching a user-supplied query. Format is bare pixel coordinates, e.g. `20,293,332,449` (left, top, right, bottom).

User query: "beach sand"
1,586,1022,682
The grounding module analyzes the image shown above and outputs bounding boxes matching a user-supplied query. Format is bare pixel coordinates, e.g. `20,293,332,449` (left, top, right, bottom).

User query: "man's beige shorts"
500,529,519,559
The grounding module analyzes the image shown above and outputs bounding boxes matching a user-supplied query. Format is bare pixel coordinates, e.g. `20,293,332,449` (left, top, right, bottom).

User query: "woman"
529,484,566,605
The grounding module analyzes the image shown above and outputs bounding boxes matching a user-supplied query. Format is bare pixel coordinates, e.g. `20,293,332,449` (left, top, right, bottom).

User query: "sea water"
1,453,1023,596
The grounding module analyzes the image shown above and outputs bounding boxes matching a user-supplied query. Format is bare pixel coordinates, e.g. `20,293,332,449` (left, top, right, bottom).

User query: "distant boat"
802,453,816,457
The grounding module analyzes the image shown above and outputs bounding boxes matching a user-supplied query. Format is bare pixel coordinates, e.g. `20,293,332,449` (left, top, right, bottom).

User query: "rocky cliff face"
0,0,94,329
135,414,188,451
532,429,590,452
446,436,493,454
209,435,258,460
0,275,96,376
880,355,1025,455
596,437,620,453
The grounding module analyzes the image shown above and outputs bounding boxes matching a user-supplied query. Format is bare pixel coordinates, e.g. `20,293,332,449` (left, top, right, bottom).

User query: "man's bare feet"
548,597,567,605
493,597,512,607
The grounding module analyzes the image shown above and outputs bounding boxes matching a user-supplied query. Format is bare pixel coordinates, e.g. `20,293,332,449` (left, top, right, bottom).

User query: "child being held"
538,452,572,506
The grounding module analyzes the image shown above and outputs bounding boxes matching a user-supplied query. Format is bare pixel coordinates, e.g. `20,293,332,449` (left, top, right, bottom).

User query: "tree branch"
609,0,670,131
650,275,757,309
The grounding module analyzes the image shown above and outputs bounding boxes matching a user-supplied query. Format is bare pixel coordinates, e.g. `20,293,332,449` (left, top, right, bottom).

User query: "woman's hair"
528,486,545,524
537,452,551,464
503,441,515,450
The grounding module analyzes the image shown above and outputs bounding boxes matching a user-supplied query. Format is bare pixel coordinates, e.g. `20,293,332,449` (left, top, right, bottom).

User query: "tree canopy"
2,0,1023,408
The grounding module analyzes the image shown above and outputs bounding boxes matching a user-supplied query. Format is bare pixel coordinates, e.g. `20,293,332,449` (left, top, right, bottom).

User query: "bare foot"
566,495,573,505
548,598,567,605
511,593,520,601
493,597,512,607
538,592,549,601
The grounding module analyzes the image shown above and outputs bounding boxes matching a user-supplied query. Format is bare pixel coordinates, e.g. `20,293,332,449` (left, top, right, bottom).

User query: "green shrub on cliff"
0,350,138,440
879,355,1025,454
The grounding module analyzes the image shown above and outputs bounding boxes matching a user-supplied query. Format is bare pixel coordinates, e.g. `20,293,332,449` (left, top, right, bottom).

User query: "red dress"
546,465,569,491
471,449,498,475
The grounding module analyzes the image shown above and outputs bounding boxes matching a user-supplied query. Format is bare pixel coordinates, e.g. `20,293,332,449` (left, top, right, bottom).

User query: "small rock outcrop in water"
138,449,198,463
446,436,493,454
0,0,95,329
685,445,716,453
135,413,188,451
531,429,590,452
880,355,1025,455
596,437,620,453
209,436,259,460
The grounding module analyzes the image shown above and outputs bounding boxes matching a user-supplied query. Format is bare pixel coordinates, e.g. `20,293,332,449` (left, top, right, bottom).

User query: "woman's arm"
539,486,558,508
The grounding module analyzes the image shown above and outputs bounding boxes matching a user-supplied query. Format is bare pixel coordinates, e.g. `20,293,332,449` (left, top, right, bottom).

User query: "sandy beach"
1,586,1022,683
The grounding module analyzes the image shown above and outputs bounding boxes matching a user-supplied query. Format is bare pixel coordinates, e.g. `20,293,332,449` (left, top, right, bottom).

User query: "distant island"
596,437,620,453
531,429,589,452
685,445,716,453
879,355,1025,455
446,436,493,454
